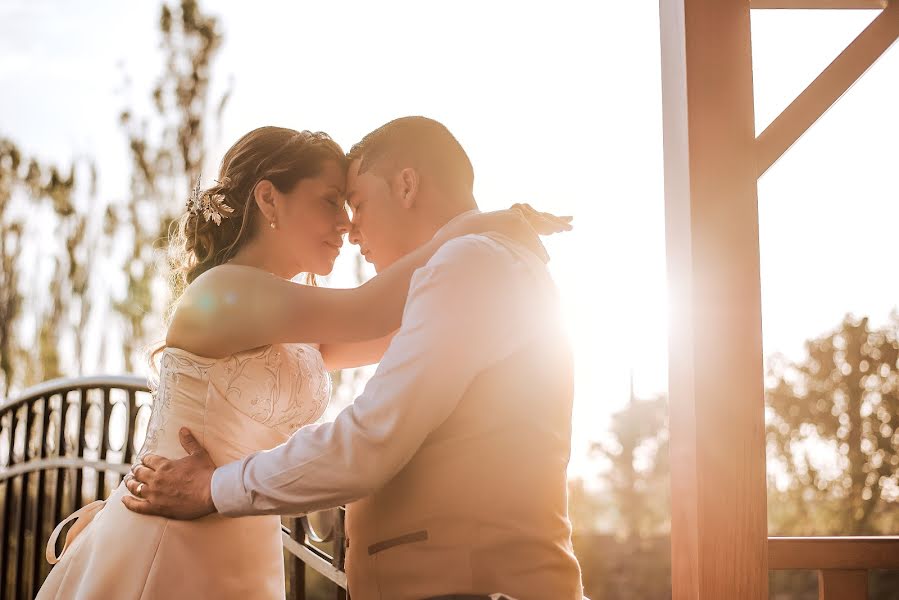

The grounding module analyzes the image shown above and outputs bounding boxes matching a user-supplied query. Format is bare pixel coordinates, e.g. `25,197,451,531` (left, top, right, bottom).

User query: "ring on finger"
136,482,145,497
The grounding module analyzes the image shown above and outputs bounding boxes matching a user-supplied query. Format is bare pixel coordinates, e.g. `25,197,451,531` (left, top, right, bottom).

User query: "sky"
1,1,897,479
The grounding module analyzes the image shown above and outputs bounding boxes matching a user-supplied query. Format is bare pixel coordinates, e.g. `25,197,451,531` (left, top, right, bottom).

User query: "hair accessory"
187,176,235,226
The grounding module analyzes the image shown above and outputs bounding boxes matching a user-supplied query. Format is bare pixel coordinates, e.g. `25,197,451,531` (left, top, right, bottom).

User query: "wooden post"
818,570,868,600
659,0,769,597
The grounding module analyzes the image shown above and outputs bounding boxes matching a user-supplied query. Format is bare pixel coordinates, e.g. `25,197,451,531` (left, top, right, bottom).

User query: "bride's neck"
226,237,298,280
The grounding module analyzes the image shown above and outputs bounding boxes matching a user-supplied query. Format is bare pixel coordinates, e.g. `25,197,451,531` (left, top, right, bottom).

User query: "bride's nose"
336,206,351,235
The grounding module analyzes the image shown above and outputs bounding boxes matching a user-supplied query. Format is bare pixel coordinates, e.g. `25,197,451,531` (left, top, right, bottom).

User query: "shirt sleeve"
210,234,556,516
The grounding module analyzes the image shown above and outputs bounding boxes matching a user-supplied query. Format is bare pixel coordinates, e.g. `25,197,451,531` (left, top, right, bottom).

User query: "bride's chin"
310,261,336,278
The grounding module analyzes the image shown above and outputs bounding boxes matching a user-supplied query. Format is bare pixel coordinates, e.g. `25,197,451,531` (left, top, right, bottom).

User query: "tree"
588,388,671,600
0,1,229,393
0,139,25,397
594,386,669,541
0,139,85,395
113,0,228,371
766,314,899,536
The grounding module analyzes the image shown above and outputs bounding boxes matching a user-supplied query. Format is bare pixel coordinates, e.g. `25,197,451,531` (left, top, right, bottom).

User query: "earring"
270,220,276,230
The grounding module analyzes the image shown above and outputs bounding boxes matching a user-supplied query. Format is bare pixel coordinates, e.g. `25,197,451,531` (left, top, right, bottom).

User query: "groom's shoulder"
427,233,514,274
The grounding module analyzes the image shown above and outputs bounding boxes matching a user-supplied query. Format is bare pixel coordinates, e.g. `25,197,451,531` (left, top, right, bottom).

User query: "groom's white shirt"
210,214,558,516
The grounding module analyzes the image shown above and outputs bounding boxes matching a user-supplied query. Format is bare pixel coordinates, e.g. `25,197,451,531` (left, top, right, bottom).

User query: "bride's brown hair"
168,126,346,296
148,127,345,377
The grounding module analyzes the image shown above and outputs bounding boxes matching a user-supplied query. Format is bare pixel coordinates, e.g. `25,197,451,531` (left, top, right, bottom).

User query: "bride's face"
274,160,350,276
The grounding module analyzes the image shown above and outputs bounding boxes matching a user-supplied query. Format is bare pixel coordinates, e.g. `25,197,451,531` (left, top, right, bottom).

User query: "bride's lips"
324,241,342,254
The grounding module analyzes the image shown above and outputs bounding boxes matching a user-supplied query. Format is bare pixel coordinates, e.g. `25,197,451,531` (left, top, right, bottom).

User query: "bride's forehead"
294,161,346,192
319,159,346,183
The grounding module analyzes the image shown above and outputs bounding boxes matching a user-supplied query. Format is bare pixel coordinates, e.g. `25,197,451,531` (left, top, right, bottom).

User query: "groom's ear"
396,167,419,210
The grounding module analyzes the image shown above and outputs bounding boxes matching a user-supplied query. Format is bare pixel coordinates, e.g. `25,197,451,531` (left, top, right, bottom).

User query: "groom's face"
346,158,409,272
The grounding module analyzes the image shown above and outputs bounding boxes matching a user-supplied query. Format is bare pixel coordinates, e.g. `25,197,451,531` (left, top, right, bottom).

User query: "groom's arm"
211,234,556,516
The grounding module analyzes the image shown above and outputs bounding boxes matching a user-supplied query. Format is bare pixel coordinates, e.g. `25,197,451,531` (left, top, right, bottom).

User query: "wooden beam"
752,0,886,9
769,536,899,570
660,1,768,598
756,0,899,175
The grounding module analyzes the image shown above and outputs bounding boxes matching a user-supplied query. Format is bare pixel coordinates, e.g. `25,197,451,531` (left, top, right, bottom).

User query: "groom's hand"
123,428,218,520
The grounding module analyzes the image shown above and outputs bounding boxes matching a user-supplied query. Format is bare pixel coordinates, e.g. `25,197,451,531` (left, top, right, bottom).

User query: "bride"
35,125,569,599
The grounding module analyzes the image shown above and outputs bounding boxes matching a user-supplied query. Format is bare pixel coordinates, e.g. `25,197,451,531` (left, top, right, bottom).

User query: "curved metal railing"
0,376,347,600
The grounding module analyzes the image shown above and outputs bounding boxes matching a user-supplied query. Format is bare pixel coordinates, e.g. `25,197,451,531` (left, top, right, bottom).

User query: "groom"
125,116,584,600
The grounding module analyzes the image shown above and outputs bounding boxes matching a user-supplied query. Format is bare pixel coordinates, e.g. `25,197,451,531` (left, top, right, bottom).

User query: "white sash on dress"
46,500,106,564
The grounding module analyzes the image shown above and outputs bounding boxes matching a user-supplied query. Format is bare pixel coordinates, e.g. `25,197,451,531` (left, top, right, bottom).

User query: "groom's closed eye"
347,195,362,221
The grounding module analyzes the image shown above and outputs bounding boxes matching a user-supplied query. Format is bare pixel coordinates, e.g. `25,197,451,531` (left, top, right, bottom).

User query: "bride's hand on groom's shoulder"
437,204,572,262
122,428,218,520
440,204,573,243
508,203,573,235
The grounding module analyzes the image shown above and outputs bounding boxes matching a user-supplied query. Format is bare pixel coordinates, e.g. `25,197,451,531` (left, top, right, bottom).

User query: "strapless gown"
36,343,331,599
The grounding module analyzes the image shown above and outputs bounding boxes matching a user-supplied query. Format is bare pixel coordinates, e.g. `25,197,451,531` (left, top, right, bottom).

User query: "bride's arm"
166,235,450,358
166,206,571,359
319,331,397,371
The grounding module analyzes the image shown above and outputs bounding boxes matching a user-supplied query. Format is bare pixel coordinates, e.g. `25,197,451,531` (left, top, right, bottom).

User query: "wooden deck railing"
769,536,899,599
0,376,348,600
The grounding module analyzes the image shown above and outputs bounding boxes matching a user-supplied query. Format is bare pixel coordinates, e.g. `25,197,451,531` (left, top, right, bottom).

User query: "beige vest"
345,327,583,600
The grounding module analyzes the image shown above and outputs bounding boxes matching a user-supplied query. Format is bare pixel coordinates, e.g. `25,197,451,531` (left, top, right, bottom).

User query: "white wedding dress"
36,343,331,599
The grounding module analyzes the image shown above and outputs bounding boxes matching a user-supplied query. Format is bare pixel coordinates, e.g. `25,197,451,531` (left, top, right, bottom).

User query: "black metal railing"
0,376,347,600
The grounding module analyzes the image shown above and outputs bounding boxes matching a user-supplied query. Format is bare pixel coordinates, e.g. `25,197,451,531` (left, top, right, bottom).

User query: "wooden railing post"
770,536,899,598
818,569,867,600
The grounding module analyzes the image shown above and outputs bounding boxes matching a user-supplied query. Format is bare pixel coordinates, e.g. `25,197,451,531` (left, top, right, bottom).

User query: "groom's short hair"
347,116,474,194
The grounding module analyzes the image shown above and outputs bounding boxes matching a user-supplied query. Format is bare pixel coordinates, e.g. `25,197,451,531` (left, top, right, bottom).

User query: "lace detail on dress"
136,351,215,461
221,345,330,436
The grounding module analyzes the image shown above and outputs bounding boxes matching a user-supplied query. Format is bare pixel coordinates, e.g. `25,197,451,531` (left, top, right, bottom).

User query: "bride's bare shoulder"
165,265,280,353
176,265,267,313
192,263,281,289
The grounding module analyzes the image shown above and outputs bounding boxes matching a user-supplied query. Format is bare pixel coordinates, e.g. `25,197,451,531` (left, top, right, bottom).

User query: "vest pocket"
367,529,429,555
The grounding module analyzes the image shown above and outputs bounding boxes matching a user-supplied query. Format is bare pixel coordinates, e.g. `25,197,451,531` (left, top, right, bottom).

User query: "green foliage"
575,390,672,599
0,139,24,396
766,314,899,535
593,391,669,541
0,140,84,395
0,1,230,392
112,0,228,370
